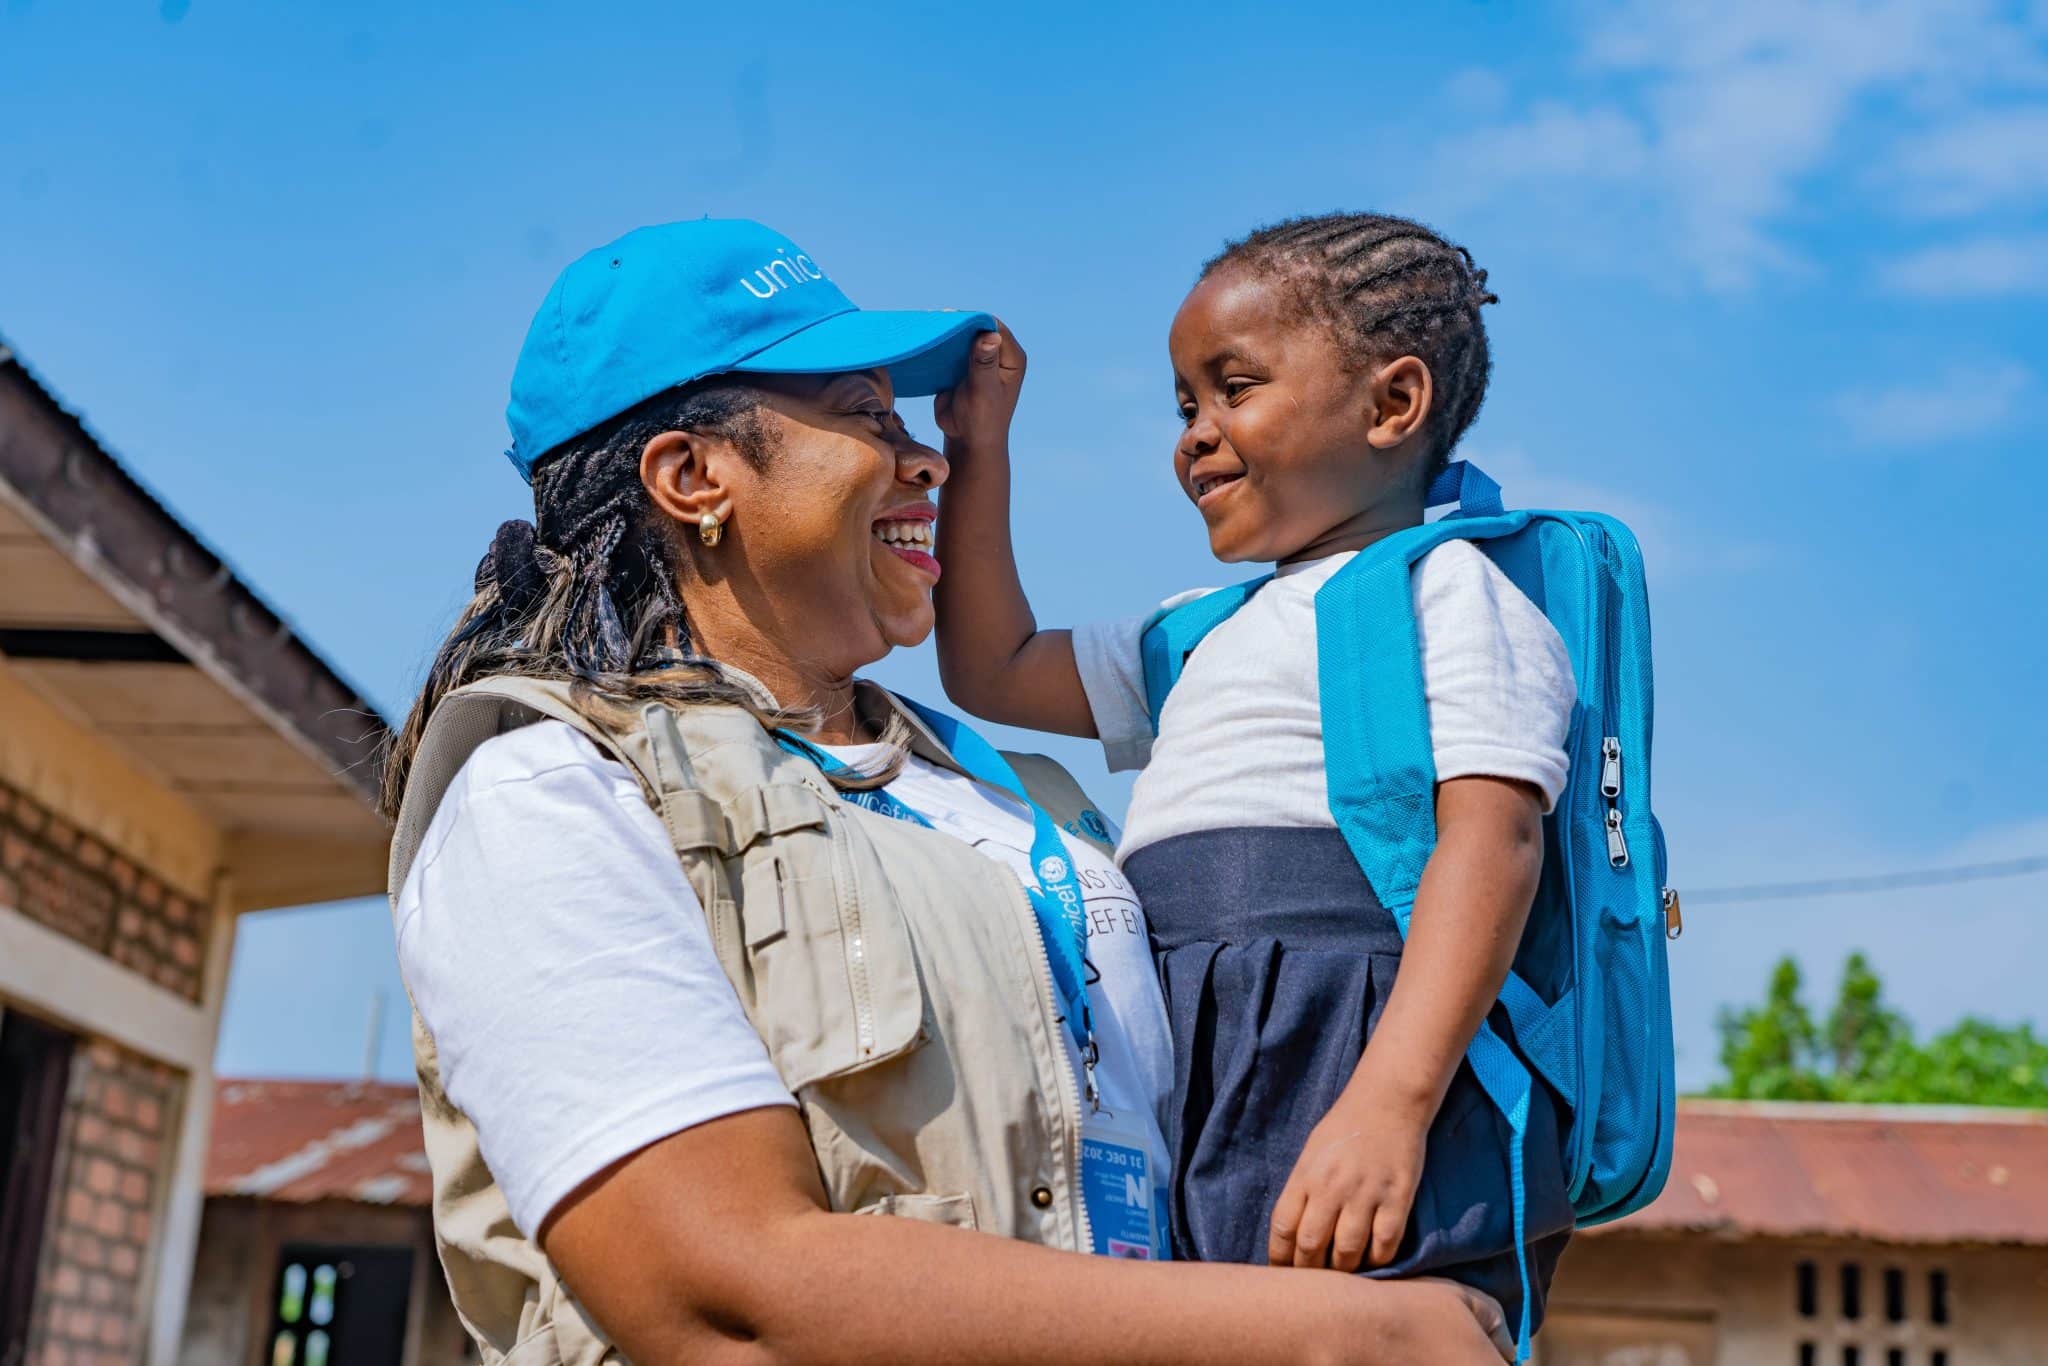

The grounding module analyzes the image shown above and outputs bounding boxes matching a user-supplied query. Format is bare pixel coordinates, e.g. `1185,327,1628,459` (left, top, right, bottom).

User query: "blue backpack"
1139,461,1676,1355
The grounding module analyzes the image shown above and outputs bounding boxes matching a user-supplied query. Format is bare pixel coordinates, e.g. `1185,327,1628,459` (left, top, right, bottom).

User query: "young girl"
932,213,1578,1332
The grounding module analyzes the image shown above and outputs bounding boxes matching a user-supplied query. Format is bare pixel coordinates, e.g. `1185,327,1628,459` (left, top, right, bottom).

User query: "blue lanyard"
775,702,1098,1102
772,733,935,829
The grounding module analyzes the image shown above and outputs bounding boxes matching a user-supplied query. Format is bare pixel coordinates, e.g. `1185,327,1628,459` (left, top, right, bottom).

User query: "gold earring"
698,512,723,547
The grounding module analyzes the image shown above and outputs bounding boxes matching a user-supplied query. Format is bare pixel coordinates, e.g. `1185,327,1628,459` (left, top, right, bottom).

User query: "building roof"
206,1080,430,1207
1600,1099,2048,1246
0,336,391,910
207,1086,2048,1246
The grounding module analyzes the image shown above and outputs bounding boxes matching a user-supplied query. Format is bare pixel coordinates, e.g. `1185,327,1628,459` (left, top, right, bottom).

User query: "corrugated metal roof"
1600,1100,2048,1246
205,1086,2048,1243
0,335,391,816
206,1079,431,1207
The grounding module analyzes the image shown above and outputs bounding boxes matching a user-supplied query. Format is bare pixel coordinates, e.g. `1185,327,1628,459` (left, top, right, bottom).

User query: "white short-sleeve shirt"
1072,541,1578,860
393,719,1170,1237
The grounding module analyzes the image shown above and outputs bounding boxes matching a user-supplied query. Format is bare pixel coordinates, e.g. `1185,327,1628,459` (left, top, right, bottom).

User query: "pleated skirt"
1128,826,1575,1331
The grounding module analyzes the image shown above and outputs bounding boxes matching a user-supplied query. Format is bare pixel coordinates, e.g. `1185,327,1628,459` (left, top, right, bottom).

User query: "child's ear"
1365,355,1433,452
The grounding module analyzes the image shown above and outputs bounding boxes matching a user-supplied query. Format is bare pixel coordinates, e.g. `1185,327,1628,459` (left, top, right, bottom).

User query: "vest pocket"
731,799,927,1092
852,1192,981,1230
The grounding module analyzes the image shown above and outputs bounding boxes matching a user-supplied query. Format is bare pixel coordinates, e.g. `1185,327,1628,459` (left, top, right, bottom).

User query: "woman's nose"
897,434,949,488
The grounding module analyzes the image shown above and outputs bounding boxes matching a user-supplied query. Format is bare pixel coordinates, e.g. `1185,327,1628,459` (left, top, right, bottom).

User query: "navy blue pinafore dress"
1130,825,1577,1333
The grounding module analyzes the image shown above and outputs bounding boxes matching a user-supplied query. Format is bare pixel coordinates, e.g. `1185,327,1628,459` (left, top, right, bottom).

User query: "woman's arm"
931,325,1099,737
542,1104,1512,1366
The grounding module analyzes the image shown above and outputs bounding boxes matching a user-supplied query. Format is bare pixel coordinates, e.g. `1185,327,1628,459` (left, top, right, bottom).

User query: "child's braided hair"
1202,212,1499,485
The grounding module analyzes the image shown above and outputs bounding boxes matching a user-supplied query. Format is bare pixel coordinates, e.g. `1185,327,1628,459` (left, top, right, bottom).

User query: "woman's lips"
883,544,941,580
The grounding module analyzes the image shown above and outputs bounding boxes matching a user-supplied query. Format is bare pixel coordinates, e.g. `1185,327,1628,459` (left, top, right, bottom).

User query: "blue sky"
2,0,2044,1089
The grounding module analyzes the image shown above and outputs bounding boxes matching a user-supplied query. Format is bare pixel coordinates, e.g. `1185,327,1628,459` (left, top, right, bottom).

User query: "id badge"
1079,1115,1162,1259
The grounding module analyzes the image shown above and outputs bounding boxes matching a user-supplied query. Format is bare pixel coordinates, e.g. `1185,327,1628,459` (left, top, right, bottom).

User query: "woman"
383,217,1511,1364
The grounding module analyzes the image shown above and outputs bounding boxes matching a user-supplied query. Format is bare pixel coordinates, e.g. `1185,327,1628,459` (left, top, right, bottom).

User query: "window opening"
267,1244,414,1365
1840,1262,1862,1321
0,1011,78,1366
1796,1260,1819,1317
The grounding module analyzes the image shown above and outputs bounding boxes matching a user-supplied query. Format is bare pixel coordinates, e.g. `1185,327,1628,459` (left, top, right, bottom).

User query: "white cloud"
1892,107,2048,215
1439,101,1651,183
1443,66,1513,118
1827,358,2032,445
1880,234,2048,296
1455,445,1772,576
1432,0,2048,290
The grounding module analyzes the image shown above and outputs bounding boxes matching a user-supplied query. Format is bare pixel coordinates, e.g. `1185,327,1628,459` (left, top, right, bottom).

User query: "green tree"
1706,952,2048,1108
1709,957,1829,1101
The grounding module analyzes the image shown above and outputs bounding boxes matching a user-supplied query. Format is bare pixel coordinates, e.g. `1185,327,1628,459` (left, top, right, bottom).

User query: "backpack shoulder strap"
1318,513,1531,922
1137,577,1271,731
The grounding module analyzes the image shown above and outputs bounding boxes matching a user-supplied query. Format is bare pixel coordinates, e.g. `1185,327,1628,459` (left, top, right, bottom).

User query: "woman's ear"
1365,355,1434,452
641,429,733,529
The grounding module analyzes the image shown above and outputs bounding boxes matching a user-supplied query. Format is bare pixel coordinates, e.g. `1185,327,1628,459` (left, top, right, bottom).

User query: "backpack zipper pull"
1663,887,1683,940
1606,807,1630,868
1600,737,1623,800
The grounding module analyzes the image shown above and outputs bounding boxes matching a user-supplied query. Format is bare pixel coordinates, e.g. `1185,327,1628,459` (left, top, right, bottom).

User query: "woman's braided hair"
379,376,905,819
1202,212,1499,485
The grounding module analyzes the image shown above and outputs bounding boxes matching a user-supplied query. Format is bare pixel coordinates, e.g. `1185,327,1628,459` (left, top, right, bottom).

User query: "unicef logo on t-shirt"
1037,854,1070,885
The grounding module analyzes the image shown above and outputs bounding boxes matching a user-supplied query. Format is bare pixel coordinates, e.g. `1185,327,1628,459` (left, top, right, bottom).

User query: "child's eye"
1223,377,1258,402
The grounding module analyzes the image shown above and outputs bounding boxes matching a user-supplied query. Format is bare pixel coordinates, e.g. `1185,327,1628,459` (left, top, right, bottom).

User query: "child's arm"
1268,775,1545,1272
931,326,1099,738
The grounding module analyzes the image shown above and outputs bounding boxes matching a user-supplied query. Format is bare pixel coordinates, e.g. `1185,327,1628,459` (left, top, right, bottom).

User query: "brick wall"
24,1040,184,1366
0,778,209,1002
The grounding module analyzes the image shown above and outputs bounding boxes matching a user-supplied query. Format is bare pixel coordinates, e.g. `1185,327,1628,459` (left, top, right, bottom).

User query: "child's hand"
933,323,1025,453
1268,1087,1429,1273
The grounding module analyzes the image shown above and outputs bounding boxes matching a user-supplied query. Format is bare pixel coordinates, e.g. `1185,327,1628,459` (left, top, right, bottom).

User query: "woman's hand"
1383,1279,1516,1363
933,322,1026,453
540,1104,1512,1364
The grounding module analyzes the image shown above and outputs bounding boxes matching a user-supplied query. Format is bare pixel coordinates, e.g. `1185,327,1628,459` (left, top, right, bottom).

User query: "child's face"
1169,266,1433,564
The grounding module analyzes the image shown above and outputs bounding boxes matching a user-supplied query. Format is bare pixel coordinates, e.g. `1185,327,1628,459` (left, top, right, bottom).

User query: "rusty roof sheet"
206,1079,430,1207
1598,1100,2048,1246
205,1087,2048,1242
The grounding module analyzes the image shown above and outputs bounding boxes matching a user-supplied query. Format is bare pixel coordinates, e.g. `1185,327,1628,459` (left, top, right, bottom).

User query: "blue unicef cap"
505,218,995,480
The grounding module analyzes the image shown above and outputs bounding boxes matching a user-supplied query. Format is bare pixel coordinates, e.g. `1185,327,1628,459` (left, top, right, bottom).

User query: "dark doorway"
267,1244,414,1366
0,1009,78,1366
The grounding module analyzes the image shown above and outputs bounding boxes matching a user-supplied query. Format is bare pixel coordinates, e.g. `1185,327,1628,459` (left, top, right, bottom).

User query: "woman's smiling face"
703,368,949,673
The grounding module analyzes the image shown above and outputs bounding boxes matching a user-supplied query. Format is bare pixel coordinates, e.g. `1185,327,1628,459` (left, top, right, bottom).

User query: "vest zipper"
826,808,881,1057
1009,875,1092,1252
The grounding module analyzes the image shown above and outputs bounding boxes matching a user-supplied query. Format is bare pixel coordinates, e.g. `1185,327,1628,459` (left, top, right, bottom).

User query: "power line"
1683,854,2048,905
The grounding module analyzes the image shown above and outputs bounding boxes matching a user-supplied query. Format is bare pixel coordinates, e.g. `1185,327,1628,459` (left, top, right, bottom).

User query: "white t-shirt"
393,718,1172,1239
1073,541,1578,860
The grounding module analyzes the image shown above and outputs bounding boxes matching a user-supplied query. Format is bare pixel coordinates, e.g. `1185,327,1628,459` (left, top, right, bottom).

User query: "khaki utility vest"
387,676,1110,1365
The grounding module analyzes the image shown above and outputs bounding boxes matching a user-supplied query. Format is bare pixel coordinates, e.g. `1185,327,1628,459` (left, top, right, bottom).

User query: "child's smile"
1169,265,1436,566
